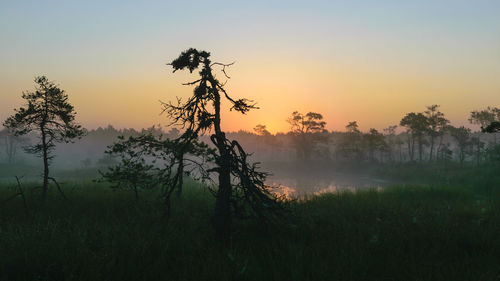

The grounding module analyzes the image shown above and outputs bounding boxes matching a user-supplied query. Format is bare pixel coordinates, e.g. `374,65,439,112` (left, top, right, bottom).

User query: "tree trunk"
6,136,17,164
210,77,232,242
41,130,49,202
418,135,423,162
476,136,481,166
436,135,444,162
176,156,184,198
133,184,138,200
41,93,50,203
407,135,413,161
214,152,232,241
429,135,435,162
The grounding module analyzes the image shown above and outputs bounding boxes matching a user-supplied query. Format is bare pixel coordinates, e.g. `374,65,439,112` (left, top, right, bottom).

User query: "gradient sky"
1,0,499,133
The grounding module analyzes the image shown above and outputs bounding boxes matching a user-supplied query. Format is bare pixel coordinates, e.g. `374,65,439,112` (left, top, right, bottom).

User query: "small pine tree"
3,76,85,201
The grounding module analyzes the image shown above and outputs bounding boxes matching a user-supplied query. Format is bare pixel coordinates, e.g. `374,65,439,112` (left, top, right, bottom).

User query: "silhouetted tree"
468,107,498,165
345,121,360,134
483,122,500,133
485,144,500,164
253,124,280,149
0,128,28,163
3,76,85,201
478,107,500,136
363,128,387,162
100,135,157,200
288,112,327,134
448,126,472,164
382,125,399,162
437,143,453,163
424,105,449,162
469,136,485,165
337,121,363,160
400,112,429,162
163,49,284,241
470,107,498,130
287,111,328,161
254,124,271,137
481,117,500,165
102,133,213,204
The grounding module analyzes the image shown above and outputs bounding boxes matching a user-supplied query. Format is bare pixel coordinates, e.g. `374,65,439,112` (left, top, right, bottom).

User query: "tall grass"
1,181,499,281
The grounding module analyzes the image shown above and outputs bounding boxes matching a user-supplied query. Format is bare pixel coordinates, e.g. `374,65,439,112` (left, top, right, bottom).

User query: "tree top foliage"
287,111,327,134
164,48,257,140
400,112,429,135
3,76,85,156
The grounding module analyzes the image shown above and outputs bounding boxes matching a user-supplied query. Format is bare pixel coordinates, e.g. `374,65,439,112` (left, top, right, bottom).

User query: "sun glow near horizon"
1,55,498,135
1,1,499,134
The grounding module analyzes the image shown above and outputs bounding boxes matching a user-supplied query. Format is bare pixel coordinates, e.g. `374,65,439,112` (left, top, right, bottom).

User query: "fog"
2,124,498,195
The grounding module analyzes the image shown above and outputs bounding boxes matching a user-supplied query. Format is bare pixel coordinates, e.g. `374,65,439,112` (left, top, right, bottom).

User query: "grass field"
1,180,499,281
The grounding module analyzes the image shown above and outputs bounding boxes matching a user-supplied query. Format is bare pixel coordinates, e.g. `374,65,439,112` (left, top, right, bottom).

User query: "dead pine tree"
163,48,284,241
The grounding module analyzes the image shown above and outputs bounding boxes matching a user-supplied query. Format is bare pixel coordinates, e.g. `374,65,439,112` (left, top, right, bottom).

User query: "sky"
1,0,499,133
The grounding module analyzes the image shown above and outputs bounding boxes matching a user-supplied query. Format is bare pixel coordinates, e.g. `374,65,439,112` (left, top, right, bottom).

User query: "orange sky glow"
1,1,499,134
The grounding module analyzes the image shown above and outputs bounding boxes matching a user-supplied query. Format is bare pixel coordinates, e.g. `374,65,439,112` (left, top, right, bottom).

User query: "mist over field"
2,117,499,193
2,1,500,280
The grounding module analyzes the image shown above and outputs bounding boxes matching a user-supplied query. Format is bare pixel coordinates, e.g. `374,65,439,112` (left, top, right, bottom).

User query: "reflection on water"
268,173,390,199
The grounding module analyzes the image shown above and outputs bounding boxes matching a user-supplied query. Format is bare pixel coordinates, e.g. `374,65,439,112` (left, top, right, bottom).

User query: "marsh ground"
1,176,499,281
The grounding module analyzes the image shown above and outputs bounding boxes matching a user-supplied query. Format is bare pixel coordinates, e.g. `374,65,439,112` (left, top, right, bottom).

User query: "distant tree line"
2,105,500,167
271,105,500,166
